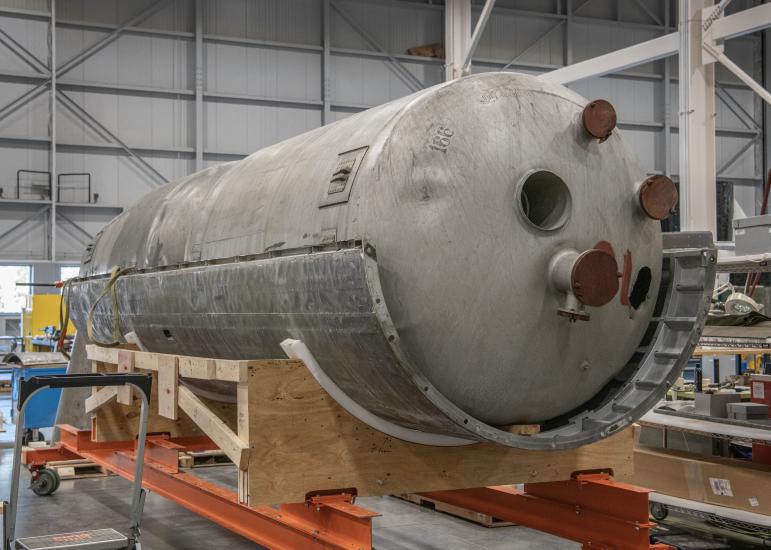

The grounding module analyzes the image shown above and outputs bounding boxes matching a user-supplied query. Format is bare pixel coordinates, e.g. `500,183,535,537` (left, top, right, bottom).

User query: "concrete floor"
0,447,577,549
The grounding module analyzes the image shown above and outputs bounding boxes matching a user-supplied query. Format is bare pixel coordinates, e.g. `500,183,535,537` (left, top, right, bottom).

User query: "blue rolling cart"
4,352,69,444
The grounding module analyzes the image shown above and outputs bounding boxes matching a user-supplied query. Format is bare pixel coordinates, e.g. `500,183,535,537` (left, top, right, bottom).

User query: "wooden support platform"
178,450,232,469
84,345,634,507
46,459,111,480
88,345,634,502
394,493,516,527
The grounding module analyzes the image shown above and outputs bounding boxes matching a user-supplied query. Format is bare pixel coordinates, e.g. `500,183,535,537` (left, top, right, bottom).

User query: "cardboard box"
630,447,771,515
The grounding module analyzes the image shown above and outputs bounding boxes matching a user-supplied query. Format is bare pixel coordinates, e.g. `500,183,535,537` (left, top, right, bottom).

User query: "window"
60,265,80,281
0,265,31,313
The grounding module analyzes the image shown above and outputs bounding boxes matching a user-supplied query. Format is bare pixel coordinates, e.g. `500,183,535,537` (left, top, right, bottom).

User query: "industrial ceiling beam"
0,205,50,245
56,210,94,241
631,0,664,27
540,33,678,85
541,2,771,85
444,0,470,80
678,0,716,234
461,0,496,74
331,1,423,92
0,0,172,125
0,28,49,74
57,92,168,186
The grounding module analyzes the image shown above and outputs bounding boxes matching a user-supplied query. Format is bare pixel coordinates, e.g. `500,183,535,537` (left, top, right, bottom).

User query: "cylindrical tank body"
71,72,666,441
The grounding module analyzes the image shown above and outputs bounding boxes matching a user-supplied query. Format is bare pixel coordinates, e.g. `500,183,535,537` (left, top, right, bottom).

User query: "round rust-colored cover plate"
582,99,617,141
639,175,678,220
571,249,619,307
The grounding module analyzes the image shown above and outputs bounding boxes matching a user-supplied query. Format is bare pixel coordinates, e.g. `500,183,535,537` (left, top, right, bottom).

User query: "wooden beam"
116,349,134,405
178,385,249,470
237,374,250,503
178,356,216,380
84,386,118,413
157,354,179,420
86,345,256,382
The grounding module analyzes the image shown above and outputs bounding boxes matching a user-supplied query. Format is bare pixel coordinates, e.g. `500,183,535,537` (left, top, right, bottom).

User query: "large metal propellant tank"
67,72,715,449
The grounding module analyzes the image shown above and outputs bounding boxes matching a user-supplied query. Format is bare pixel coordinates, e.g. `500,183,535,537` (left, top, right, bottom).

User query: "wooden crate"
85,345,634,507
47,459,110,480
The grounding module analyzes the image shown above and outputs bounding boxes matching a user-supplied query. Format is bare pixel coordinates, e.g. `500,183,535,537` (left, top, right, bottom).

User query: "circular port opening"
518,170,571,231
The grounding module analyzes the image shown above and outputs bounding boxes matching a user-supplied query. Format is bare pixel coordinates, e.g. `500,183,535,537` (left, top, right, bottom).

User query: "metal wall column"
678,0,717,235
194,0,203,171
444,0,470,81
764,26,771,187
322,0,331,125
49,0,56,261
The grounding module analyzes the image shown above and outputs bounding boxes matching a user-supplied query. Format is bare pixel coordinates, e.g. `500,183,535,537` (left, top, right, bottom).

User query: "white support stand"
678,0,717,236
444,0,470,81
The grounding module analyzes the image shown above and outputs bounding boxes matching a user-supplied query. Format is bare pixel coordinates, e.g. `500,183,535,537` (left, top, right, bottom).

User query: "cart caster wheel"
30,467,60,496
21,429,45,446
650,502,668,521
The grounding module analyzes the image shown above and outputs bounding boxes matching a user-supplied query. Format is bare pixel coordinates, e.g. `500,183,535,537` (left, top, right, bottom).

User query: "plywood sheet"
246,361,634,505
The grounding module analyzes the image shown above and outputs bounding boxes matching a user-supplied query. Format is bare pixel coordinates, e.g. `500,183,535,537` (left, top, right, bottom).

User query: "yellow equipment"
22,294,76,351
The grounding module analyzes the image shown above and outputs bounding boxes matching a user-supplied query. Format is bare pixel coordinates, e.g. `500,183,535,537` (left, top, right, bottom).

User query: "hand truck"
2,372,153,550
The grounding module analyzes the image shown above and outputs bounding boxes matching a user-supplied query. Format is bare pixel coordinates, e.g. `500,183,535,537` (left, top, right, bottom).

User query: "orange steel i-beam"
420,472,672,550
24,425,378,550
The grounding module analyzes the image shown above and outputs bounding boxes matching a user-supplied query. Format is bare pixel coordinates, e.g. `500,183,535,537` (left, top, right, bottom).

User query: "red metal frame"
421,472,672,550
24,425,378,550
24,428,668,550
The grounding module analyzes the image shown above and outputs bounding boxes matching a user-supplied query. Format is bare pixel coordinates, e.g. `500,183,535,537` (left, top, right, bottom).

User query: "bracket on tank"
70,232,715,451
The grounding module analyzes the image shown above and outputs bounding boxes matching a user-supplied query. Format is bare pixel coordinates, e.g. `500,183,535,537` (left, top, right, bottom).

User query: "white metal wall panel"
204,0,321,45
0,0,765,262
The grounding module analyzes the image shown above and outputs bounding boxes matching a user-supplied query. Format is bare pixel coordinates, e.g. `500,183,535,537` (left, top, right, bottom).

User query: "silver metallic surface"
2,352,69,367
66,72,715,448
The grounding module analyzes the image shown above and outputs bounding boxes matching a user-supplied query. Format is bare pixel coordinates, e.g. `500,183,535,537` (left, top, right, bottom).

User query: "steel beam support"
717,135,760,175
542,2,771,85
461,0,496,74
543,32,678,85
502,20,564,71
57,0,172,77
420,473,661,549
56,210,93,241
0,205,50,245
194,0,203,171
444,0,470,81
0,28,48,74
49,0,57,261
0,0,173,126
322,0,332,124
331,1,422,92
765,26,771,186
57,92,167,186
715,84,760,130
23,426,378,550
678,0,716,235
664,0,673,178
632,0,664,27
564,0,574,67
